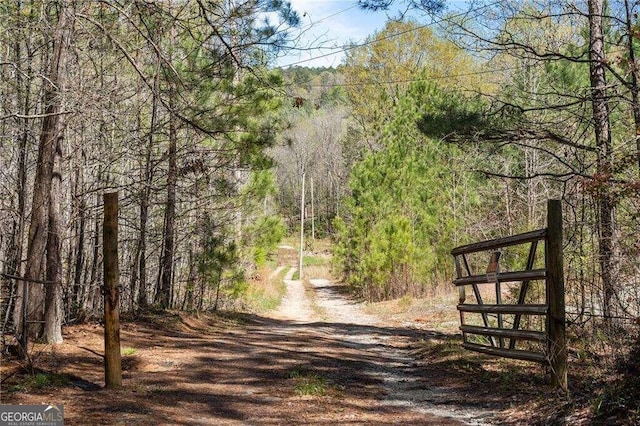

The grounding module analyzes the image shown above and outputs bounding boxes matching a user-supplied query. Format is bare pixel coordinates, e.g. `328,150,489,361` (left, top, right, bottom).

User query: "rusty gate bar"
451,228,547,256
459,325,545,341
457,304,547,314
453,269,547,286
462,342,547,363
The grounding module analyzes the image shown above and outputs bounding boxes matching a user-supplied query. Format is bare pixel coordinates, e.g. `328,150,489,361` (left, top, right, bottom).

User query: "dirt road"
270,268,495,425
2,267,499,425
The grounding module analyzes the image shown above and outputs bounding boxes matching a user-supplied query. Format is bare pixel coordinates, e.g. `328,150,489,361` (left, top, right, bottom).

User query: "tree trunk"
298,172,305,279
85,191,102,317
7,0,33,336
72,157,86,320
130,111,145,311
156,16,178,309
137,91,157,310
198,261,206,311
624,0,640,175
156,97,177,309
184,248,195,311
44,131,64,343
137,188,150,309
588,0,618,321
138,53,160,309
311,177,315,241
23,1,73,338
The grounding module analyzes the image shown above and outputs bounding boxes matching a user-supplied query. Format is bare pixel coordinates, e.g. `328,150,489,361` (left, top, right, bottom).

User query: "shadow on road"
2,283,555,425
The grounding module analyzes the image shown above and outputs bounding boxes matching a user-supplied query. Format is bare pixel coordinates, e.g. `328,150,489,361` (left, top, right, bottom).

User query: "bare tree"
588,0,619,321
19,2,74,342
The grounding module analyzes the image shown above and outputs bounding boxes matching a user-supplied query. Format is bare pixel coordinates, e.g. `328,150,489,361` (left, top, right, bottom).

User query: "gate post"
103,192,122,388
547,199,567,391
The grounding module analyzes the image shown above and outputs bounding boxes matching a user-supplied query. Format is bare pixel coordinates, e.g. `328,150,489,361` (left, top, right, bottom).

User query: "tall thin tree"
588,0,618,321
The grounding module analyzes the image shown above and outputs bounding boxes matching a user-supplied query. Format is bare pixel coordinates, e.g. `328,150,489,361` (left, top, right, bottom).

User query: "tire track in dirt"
272,273,496,425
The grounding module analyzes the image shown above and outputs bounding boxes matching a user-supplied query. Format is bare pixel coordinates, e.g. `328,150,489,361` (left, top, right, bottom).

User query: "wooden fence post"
298,172,305,279
103,192,122,388
547,199,567,391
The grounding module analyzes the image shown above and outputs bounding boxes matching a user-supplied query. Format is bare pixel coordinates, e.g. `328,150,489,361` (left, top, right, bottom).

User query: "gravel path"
272,268,496,425
272,268,315,322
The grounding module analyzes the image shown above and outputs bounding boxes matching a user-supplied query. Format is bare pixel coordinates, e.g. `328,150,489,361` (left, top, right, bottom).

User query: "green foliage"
243,169,279,201
280,66,345,110
342,20,484,150
198,226,237,281
245,215,286,266
334,80,483,301
417,85,488,138
197,215,244,304
241,170,287,267
8,372,69,393
121,347,137,356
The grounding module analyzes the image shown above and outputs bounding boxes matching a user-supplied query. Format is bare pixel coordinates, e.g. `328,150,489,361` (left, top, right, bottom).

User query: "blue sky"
276,0,466,68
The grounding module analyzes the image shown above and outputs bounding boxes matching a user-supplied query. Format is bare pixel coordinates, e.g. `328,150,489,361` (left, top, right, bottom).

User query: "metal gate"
450,199,567,389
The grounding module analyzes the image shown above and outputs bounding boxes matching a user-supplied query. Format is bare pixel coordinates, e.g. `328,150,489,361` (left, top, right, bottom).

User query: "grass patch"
7,372,69,393
302,255,327,267
244,266,289,312
291,270,300,280
289,367,334,396
122,347,137,356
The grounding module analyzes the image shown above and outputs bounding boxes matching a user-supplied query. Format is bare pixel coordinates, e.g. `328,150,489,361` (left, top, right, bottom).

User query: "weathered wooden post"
547,199,567,391
298,172,305,279
103,192,122,388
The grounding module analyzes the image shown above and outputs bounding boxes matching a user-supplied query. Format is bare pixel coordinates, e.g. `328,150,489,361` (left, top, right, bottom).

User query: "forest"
1,0,640,423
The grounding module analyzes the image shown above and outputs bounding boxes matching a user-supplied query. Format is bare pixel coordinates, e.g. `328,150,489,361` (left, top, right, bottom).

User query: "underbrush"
242,265,288,312
588,332,640,424
5,371,70,393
